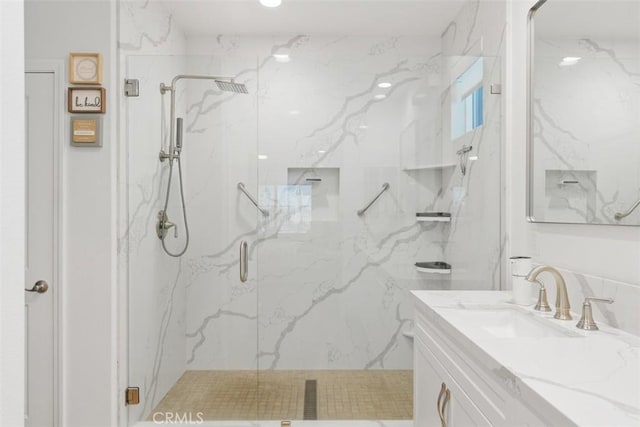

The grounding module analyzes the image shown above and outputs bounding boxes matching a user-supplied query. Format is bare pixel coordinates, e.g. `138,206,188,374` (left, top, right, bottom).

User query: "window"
451,57,484,140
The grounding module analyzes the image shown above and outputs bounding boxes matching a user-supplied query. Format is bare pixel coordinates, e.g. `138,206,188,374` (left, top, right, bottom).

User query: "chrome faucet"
526,266,572,320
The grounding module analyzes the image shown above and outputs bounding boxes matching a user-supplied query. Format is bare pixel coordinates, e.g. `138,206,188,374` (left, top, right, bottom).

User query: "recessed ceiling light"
359,125,369,129
317,150,326,154
258,154,269,160
289,110,300,115
260,0,281,7
559,56,581,67
378,82,392,89
374,94,387,100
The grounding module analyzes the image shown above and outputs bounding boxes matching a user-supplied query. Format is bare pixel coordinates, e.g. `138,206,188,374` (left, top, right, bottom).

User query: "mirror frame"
526,0,640,226
526,0,548,224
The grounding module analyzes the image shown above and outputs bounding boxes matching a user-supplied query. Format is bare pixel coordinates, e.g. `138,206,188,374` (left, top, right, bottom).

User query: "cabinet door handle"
437,382,446,424
441,388,451,427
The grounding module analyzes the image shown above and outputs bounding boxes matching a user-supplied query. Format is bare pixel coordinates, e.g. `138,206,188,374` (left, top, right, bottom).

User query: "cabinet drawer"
415,335,492,427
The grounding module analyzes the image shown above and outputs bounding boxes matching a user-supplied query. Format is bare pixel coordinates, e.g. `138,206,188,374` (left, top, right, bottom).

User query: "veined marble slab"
413,290,640,427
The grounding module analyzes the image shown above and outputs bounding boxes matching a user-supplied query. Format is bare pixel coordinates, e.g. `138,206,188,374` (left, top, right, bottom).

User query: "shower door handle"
239,241,248,282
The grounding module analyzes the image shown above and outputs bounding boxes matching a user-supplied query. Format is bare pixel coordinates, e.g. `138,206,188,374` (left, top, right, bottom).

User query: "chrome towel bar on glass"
357,183,390,216
237,182,269,216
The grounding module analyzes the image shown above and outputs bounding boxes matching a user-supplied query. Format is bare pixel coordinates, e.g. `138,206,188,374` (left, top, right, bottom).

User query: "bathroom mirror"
527,0,640,225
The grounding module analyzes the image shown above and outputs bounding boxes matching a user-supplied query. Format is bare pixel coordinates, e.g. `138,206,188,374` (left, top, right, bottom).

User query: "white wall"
24,1,118,426
507,0,640,286
0,1,25,425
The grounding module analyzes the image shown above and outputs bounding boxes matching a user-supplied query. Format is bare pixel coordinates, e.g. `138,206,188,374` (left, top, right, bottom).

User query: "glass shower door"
253,43,439,422
253,38,503,423
124,54,261,424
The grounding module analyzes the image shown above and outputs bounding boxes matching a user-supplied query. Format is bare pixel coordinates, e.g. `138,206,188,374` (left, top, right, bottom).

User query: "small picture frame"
68,87,106,114
69,53,102,85
70,116,102,147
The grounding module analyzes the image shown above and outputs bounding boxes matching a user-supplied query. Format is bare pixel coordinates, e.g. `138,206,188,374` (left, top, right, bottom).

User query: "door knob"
26,280,48,294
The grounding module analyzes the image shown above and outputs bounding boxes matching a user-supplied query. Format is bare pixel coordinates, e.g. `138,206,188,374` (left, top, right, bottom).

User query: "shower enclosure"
121,22,504,425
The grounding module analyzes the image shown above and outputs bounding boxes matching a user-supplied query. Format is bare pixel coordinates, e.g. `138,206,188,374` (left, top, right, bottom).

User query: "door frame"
25,60,64,427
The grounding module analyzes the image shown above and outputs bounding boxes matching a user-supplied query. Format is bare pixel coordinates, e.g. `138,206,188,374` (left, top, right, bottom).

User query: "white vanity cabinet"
415,336,491,427
413,291,640,427
413,303,548,427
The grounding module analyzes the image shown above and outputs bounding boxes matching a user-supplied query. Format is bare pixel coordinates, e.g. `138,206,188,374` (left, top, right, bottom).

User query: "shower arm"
159,75,236,162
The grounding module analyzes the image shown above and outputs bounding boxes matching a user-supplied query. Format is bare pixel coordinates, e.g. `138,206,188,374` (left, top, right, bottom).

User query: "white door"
25,71,56,427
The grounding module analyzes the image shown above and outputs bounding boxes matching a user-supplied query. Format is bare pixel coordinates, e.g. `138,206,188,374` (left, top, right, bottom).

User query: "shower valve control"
156,210,177,240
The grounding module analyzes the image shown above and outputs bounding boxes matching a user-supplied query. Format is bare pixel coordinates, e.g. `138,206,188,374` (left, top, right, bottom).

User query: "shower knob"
156,210,177,240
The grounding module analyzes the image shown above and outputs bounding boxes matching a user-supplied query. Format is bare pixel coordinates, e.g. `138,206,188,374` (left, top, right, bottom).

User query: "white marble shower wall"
118,0,507,419
180,35,452,371
532,37,640,224
439,0,506,291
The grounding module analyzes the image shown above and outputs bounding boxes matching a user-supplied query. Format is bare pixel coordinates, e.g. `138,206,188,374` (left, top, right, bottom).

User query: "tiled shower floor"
149,370,413,421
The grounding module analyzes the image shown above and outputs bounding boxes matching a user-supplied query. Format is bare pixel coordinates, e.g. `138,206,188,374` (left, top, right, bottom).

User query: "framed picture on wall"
68,87,106,114
70,116,102,147
69,53,102,85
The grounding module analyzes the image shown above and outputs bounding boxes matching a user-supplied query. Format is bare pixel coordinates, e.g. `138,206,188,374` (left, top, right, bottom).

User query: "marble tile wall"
182,36,448,371
119,0,508,421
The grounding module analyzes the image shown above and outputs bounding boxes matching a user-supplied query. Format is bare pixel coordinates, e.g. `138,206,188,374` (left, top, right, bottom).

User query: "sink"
442,306,581,339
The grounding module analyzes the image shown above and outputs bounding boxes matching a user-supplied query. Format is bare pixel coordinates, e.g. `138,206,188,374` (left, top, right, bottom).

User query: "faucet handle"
529,280,552,312
576,297,614,331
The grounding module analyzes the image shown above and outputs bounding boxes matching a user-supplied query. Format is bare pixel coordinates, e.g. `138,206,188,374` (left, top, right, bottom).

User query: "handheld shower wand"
175,118,183,154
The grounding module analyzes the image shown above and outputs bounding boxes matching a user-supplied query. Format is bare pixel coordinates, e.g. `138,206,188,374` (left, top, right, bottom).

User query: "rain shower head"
216,79,249,94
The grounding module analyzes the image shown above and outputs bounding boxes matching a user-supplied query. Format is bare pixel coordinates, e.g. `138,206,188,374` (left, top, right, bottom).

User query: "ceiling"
164,0,467,37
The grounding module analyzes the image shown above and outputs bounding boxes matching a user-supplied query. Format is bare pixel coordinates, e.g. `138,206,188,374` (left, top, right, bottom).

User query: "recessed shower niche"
542,169,597,223
284,167,340,225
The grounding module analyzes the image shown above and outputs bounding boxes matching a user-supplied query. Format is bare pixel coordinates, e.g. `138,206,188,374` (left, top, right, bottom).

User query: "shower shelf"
415,262,451,274
416,212,451,222
402,163,456,171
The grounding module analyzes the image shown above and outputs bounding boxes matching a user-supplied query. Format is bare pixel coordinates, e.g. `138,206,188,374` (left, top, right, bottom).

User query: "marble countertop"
412,291,640,427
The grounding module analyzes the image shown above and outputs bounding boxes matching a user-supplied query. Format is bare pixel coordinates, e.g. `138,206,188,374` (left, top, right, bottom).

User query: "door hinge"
125,387,140,405
124,79,140,97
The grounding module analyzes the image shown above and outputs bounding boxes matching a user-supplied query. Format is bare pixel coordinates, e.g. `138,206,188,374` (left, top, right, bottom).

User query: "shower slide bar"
357,183,390,216
237,182,269,217
614,197,640,220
